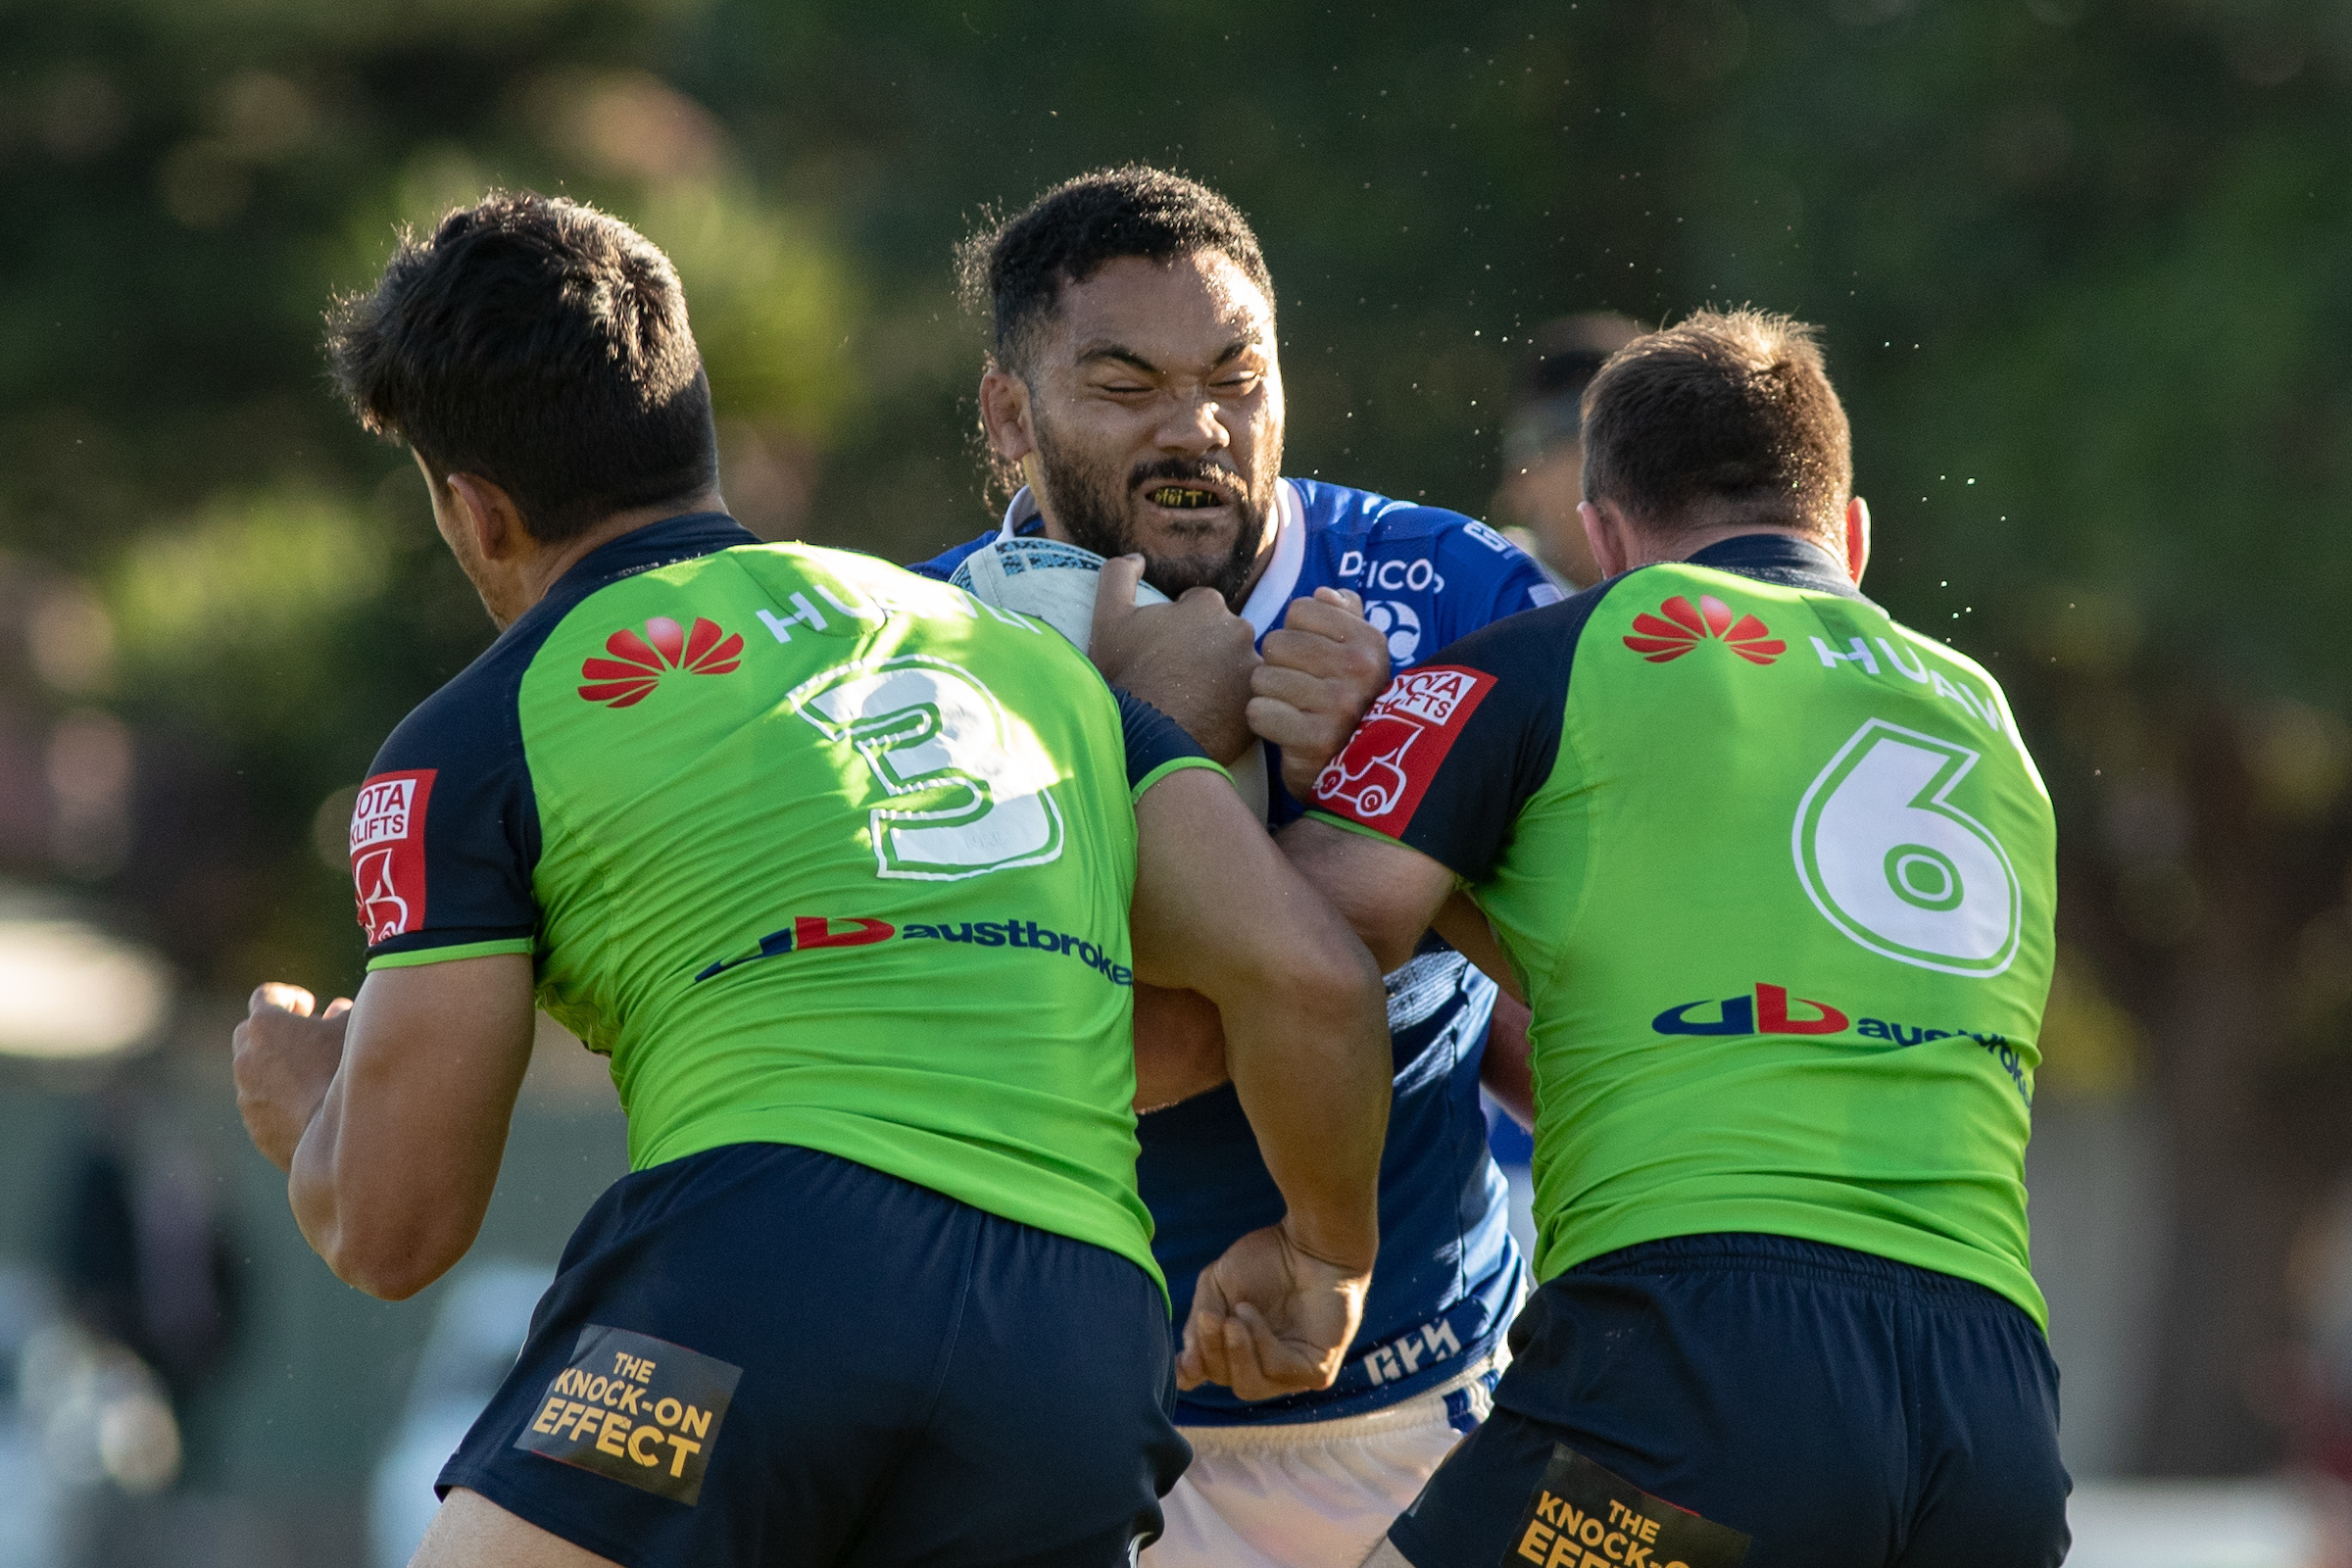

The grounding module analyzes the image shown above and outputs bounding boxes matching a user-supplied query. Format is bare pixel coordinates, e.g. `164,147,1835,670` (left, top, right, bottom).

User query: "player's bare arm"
1115,573,1389,1109
233,955,536,1299
1282,820,1540,1127
1130,983,1232,1111
1089,552,1260,762
1479,994,1536,1132
1128,766,1389,1400
1248,586,1392,798
1277,814,1460,975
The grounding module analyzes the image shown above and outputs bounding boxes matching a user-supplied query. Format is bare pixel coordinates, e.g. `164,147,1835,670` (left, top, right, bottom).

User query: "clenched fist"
1089,554,1261,763
1248,587,1391,798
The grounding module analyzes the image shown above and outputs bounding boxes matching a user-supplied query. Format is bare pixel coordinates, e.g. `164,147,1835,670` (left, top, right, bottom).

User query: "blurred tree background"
3,0,2349,1495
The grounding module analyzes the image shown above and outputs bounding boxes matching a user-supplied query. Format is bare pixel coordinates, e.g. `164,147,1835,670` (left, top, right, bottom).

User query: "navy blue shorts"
439,1143,1190,1567
1386,1233,2070,1568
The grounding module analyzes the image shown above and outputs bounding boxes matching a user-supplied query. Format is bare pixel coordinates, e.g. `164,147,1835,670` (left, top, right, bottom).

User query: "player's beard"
1032,417,1273,609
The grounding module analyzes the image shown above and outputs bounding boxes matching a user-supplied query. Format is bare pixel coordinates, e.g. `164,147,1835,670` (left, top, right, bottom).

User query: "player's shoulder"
373,608,547,777
1293,477,1545,596
1432,575,1618,678
1291,477,1515,557
906,526,1002,582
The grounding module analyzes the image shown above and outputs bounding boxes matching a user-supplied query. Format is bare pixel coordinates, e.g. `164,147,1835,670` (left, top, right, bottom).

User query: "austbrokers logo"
1623,595,1786,665
1655,981,2031,1099
578,616,745,708
693,913,1132,988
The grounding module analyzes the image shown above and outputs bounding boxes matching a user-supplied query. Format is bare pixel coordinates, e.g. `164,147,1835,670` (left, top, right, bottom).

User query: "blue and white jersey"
910,477,1555,1424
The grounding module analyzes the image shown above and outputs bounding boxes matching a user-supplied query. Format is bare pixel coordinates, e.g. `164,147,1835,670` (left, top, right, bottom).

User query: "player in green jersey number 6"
227,192,1394,1568
1269,311,2070,1568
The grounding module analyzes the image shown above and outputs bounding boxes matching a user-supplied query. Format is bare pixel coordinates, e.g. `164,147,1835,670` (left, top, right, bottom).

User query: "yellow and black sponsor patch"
513,1324,741,1505
1501,1446,1749,1568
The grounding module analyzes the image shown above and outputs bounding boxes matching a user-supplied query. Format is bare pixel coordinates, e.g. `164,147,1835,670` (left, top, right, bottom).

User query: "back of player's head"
327,191,717,544
1581,309,1851,542
960,167,1275,378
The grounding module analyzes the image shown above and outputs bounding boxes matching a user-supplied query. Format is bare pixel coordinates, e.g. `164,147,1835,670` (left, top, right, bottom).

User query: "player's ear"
444,471,531,562
978,366,1037,466
1843,495,1871,587
1579,499,1637,581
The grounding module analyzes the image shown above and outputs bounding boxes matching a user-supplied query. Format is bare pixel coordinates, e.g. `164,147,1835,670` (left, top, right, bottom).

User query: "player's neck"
492,487,730,627
1639,521,1840,572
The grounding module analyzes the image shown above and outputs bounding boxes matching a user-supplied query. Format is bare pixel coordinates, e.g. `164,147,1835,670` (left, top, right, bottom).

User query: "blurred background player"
1281,309,2069,1568
1491,312,1642,593
910,166,1554,1568
227,191,1396,1568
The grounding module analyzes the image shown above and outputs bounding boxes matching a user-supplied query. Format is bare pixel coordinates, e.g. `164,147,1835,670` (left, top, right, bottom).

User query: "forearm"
287,1065,495,1300
1132,983,1230,1112
1217,943,1389,1270
1481,992,1537,1131
278,959,536,1299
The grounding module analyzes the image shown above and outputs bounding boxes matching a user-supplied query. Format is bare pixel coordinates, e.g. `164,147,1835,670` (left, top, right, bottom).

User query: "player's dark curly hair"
1580,309,1852,541
327,191,717,544
958,166,1276,381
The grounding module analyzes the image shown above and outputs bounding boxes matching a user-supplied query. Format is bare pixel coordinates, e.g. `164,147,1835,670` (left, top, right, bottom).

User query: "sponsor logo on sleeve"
350,770,434,943
1623,595,1785,666
578,615,745,708
1310,665,1495,834
514,1324,740,1506
1506,1444,1751,1568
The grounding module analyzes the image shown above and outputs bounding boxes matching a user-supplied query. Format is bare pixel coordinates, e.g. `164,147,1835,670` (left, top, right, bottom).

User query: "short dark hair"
1581,309,1851,540
958,167,1275,378
327,191,716,544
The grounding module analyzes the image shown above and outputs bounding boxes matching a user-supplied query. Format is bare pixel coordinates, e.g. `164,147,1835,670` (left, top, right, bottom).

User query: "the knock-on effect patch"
1501,1445,1750,1568
513,1324,742,1505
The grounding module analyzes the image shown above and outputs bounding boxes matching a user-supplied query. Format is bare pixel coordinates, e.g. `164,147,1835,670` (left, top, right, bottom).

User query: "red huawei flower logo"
1623,594,1787,666
578,616,746,708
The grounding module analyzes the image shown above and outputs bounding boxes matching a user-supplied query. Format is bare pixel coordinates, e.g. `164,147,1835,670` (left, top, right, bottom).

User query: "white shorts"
1143,1356,1501,1568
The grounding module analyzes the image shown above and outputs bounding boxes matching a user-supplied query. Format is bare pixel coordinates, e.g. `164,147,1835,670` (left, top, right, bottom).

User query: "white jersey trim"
1238,480,1306,639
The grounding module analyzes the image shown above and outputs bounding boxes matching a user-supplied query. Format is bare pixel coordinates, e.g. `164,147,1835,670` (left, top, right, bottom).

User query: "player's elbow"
324,1223,470,1301
304,1191,476,1301
1258,913,1387,1037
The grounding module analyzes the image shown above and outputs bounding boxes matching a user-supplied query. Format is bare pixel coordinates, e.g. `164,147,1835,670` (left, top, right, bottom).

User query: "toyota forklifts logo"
1311,665,1495,832
350,770,434,942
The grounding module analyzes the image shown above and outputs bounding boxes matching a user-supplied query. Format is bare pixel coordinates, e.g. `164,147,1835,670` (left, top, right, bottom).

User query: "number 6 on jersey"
1793,718,2022,977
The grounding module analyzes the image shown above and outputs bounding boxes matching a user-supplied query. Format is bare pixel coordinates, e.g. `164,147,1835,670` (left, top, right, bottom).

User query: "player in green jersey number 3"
1271,311,2070,1568
226,192,1396,1568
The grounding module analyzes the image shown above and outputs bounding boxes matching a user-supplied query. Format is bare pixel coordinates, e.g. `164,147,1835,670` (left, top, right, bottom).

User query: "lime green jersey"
349,514,1215,1291
1309,535,2056,1325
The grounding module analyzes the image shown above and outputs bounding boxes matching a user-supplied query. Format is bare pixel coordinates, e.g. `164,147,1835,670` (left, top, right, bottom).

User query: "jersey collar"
1237,480,1305,637
1685,532,1864,600
1000,481,1305,636
556,511,761,599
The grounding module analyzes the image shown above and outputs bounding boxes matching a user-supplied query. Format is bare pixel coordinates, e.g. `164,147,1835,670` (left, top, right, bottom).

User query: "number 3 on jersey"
1793,718,2022,977
790,656,1066,881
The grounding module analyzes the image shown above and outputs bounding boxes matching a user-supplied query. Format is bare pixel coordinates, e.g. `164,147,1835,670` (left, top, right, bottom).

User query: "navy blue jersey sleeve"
353,657,543,969
1114,687,1219,799
1308,587,1608,882
1427,517,1563,648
